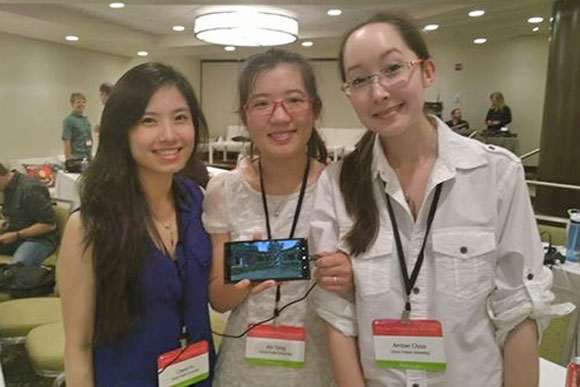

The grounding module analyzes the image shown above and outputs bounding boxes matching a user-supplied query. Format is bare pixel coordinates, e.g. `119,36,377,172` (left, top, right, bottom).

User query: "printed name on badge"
373,319,446,371
245,324,306,368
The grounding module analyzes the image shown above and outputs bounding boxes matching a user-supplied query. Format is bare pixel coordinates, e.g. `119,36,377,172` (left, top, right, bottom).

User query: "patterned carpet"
1,344,55,387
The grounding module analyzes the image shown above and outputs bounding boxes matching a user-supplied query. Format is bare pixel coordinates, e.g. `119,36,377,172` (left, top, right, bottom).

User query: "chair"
539,311,578,365
538,223,567,247
25,321,65,386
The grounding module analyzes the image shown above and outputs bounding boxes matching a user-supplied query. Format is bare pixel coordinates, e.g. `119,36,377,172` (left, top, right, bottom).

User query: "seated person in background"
486,91,512,132
445,108,469,132
62,92,93,161
0,162,58,265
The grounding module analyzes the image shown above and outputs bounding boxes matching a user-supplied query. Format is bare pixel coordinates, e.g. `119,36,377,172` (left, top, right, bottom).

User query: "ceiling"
0,0,554,59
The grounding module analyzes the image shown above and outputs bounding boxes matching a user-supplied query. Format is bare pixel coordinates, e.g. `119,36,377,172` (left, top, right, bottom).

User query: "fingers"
233,279,252,291
251,280,278,294
314,251,354,292
251,232,262,241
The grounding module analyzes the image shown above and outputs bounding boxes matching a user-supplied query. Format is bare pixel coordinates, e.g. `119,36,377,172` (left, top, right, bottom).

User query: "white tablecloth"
55,170,81,209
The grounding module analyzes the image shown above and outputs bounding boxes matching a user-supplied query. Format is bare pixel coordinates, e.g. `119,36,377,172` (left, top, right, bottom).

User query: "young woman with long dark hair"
309,12,564,387
58,62,214,386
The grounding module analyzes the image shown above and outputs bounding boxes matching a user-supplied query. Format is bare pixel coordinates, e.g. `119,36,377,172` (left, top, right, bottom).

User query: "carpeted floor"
1,344,55,387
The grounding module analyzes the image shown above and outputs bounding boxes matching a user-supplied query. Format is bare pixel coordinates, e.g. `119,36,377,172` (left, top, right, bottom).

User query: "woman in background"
309,12,560,387
485,91,512,131
59,62,214,386
203,48,351,386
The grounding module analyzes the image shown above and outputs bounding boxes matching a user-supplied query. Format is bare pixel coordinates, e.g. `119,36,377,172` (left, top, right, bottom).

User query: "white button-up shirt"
309,118,562,387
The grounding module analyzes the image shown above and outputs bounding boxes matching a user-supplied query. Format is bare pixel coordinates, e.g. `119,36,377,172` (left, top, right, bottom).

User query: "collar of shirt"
371,116,489,198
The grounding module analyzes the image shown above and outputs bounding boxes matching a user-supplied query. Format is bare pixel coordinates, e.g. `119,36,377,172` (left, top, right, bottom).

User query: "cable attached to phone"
212,282,317,339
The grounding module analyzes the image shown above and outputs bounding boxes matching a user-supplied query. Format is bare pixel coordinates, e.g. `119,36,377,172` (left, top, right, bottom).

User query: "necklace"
153,214,176,252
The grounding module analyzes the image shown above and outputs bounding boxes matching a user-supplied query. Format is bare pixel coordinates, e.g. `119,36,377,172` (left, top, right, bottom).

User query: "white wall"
200,34,549,165
426,34,549,164
0,32,129,162
0,31,202,164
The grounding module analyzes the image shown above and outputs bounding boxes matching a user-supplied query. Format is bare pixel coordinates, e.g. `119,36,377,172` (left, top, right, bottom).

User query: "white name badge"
372,319,446,371
245,324,306,368
157,340,209,387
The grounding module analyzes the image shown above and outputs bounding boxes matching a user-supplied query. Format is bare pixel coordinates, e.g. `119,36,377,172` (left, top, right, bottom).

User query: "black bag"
0,263,56,298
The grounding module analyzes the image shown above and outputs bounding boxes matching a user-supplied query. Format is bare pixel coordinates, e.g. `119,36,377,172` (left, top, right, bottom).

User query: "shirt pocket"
352,231,393,297
433,228,496,300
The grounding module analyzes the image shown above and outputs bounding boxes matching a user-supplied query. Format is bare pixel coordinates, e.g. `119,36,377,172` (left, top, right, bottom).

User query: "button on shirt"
309,117,559,387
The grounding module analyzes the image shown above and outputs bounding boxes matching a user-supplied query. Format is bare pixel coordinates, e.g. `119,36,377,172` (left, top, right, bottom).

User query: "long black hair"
338,12,432,255
237,48,327,162
80,62,208,344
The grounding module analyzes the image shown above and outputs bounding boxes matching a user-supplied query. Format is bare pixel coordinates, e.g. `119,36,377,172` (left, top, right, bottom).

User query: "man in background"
445,108,470,134
62,92,92,161
95,82,114,136
0,162,58,265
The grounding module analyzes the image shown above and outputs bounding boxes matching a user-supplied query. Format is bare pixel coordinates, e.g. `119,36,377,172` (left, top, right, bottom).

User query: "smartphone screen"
224,238,310,283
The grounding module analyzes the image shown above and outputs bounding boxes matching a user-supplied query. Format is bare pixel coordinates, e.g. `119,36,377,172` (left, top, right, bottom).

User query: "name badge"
372,319,446,371
245,324,305,368
157,340,209,387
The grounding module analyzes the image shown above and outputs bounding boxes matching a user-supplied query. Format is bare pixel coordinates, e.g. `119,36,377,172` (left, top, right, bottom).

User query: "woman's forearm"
503,318,538,387
326,322,365,387
64,346,95,387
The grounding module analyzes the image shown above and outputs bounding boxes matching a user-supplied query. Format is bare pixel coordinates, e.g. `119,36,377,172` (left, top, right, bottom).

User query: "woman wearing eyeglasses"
202,48,351,386
309,12,561,387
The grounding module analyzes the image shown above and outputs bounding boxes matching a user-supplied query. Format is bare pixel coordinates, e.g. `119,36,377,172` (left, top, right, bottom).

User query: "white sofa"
318,128,367,160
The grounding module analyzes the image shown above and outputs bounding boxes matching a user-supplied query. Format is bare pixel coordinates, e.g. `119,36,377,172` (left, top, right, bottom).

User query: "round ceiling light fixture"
424,24,439,31
473,38,487,44
194,10,298,47
527,17,544,24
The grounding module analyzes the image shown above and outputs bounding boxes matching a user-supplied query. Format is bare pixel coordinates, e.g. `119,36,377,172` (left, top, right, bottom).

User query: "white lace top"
202,158,334,387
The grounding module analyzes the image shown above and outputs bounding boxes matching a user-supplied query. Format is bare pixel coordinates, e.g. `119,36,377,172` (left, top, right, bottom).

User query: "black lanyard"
385,182,443,322
259,156,311,317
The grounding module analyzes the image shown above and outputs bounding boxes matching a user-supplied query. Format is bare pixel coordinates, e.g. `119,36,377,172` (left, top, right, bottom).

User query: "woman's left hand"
314,251,353,293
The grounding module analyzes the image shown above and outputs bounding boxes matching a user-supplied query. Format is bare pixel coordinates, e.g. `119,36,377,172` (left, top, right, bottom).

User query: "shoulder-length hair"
80,62,208,344
337,12,431,255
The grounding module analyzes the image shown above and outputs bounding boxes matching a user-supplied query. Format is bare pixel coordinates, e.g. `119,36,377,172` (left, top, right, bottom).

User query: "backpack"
0,263,56,298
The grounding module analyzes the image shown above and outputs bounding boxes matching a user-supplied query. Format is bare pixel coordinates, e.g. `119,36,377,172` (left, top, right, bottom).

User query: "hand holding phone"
224,238,310,284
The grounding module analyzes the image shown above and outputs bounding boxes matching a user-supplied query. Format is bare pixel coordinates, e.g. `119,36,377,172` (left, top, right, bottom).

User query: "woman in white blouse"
203,48,351,386
309,12,566,387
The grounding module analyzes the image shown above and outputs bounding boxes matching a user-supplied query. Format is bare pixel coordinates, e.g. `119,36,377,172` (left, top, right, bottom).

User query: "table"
327,145,345,162
540,358,567,386
208,140,244,164
55,170,81,209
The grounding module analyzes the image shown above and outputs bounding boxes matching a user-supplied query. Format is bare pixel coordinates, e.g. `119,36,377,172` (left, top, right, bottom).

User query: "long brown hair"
490,91,506,111
237,48,327,162
338,12,431,255
81,62,208,344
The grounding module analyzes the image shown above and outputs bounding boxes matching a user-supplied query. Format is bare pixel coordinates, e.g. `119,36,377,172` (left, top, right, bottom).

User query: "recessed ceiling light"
65,35,79,41
172,25,185,32
109,2,125,9
224,46,236,51
468,10,485,17
550,17,554,22
137,51,149,56
301,41,313,47
533,26,540,32
327,9,342,16
527,17,544,24
473,38,487,44
424,24,439,31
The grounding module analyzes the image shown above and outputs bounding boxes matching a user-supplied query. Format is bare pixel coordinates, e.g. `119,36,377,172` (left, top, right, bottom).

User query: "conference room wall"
200,34,548,165
0,31,203,163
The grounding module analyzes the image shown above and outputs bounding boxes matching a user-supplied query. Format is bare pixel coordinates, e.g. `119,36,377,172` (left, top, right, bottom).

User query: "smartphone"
224,238,310,283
